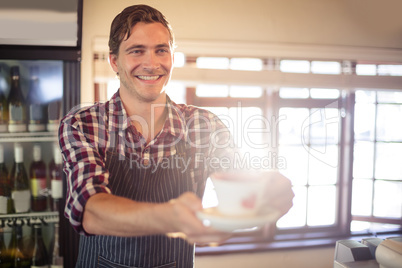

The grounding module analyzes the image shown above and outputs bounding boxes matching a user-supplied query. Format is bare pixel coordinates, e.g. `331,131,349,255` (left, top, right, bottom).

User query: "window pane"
351,221,372,232
280,60,310,73
279,87,309,99
310,88,340,99
373,180,402,218
376,104,402,141
173,52,186,67
202,178,218,208
308,145,338,185
355,90,376,103
352,178,373,216
203,107,229,117
377,65,402,76
196,57,229,69
229,85,263,98
203,107,230,129
230,58,263,71
165,81,186,104
377,91,402,104
279,145,308,186
309,108,340,145
356,64,376,76
279,108,309,145
375,143,402,180
353,141,374,178
307,185,336,226
196,84,229,97
107,78,119,100
228,107,265,156
311,61,341,74
354,103,375,141
277,186,307,228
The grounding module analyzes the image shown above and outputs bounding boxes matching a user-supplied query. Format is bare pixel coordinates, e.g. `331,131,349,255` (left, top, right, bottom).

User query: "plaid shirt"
59,91,234,235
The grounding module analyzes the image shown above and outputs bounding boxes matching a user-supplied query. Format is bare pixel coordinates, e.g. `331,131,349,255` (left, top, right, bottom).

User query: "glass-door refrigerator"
0,1,82,266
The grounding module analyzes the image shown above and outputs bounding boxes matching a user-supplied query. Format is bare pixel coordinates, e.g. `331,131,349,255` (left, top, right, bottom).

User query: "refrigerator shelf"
0,211,59,225
0,131,57,143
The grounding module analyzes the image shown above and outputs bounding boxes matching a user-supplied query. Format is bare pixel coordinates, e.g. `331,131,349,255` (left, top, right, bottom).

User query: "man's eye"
130,50,143,54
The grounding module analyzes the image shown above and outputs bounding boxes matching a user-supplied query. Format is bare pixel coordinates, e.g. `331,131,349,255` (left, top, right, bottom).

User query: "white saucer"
196,207,280,232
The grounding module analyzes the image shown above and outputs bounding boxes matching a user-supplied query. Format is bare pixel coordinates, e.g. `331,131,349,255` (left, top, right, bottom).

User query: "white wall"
80,1,401,266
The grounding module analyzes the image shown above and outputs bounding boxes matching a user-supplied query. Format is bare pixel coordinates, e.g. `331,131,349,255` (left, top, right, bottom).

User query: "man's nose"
143,52,160,69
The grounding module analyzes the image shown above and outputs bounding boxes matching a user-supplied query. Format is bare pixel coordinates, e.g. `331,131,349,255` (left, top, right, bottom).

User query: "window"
277,90,340,229
181,56,402,247
311,61,341,75
196,57,229,69
356,64,377,76
230,58,263,71
352,90,402,232
92,47,402,253
280,60,310,73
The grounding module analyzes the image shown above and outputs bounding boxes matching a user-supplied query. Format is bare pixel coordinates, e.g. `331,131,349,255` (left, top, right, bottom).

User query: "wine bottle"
0,65,8,133
49,145,63,212
10,144,31,213
8,224,31,268
7,66,27,133
0,227,12,267
0,144,12,214
31,224,49,268
27,66,46,132
30,144,47,212
49,223,63,268
46,100,61,132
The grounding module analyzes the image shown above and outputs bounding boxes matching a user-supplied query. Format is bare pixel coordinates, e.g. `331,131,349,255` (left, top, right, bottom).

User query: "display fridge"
0,0,82,266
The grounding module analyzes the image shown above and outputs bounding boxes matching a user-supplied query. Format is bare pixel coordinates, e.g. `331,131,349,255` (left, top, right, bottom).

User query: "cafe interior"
1,0,401,267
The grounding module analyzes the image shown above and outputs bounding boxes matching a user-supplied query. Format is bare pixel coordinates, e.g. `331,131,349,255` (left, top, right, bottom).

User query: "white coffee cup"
210,171,269,217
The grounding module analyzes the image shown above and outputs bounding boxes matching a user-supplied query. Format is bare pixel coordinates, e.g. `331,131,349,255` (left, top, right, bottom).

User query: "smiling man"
59,4,294,268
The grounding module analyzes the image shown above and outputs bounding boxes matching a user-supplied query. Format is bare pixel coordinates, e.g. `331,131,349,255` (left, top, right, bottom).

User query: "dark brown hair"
108,4,175,55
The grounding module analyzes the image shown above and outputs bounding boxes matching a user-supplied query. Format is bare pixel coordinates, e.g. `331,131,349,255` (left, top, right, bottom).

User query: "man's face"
110,22,174,103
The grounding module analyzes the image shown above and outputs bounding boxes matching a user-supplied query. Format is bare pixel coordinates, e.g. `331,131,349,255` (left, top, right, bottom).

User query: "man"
59,4,294,267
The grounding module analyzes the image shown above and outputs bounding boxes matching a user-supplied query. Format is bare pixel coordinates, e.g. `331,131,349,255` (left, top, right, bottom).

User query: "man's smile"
136,75,163,81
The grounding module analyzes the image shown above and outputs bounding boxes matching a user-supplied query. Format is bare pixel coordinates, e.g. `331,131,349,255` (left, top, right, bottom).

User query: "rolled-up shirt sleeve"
59,112,111,235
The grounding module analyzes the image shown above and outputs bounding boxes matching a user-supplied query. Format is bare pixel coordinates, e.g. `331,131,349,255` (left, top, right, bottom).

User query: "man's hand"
261,171,294,219
167,192,231,244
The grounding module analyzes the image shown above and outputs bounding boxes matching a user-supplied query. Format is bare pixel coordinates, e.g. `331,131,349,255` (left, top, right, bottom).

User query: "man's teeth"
138,75,160,80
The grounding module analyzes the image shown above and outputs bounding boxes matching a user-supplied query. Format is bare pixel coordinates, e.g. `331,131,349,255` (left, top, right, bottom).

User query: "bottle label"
11,189,31,212
31,178,47,197
0,195,9,214
51,180,63,199
29,104,44,122
0,105,4,124
9,104,24,123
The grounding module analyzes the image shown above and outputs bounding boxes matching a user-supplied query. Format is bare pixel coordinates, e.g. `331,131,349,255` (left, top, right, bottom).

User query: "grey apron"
75,133,196,268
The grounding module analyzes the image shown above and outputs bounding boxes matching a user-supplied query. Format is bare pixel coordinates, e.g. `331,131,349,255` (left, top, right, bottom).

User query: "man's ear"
109,53,119,73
